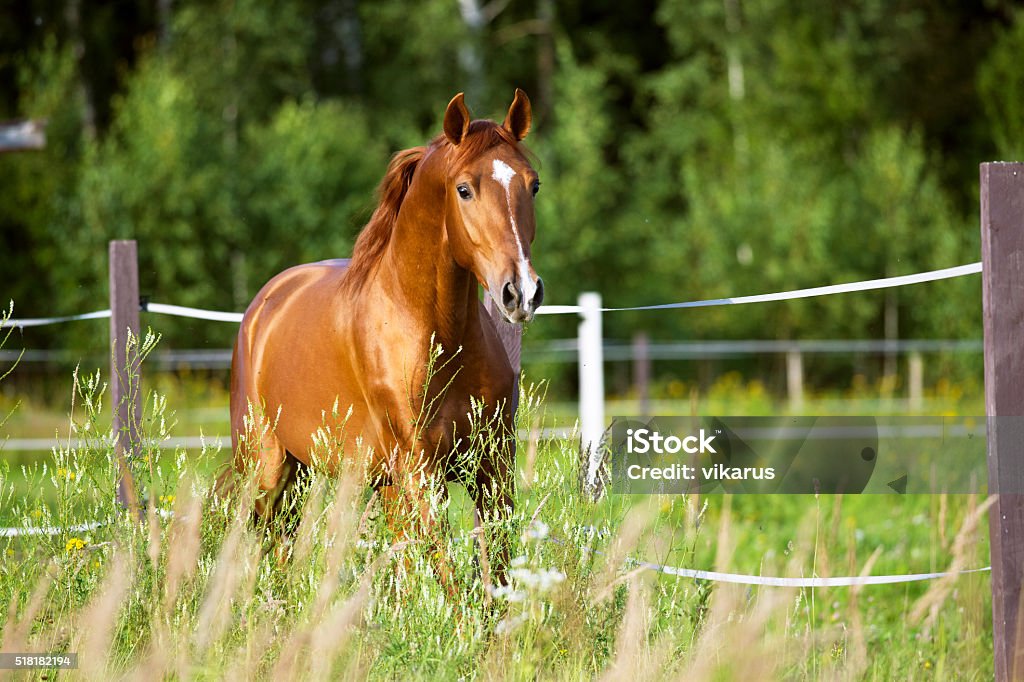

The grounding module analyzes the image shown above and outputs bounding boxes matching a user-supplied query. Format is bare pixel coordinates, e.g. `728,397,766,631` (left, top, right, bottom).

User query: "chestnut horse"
229,90,543,586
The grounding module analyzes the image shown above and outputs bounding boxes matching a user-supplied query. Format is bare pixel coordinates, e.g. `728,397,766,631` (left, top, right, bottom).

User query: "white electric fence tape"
555,536,991,587
627,558,990,587
1,309,111,328
535,262,983,315
1,520,105,538
144,303,244,323
1,509,174,538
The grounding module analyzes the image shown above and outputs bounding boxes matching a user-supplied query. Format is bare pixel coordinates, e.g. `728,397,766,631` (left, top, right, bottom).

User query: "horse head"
441,89,544,323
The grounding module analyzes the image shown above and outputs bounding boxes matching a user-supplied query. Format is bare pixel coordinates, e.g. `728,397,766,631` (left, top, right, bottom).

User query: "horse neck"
380,151,478,347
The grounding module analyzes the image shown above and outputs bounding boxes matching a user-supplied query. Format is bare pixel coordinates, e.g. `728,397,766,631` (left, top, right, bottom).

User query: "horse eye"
456,184,473,200
531,180,541,197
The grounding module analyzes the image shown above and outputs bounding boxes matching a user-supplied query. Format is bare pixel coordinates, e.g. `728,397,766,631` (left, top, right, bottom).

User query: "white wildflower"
522,519,550,542
493,584,528,603
508,567,565,594
495,613,528,635
537,568,566,592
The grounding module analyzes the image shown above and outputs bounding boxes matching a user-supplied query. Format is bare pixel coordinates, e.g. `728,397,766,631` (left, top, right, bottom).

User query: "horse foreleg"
230,397,290,518
378,475,458,597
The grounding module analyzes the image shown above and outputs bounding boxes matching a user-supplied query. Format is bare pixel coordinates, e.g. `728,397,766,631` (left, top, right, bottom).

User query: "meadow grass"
0,364,985,520
0,306,995,679
0,363,995,680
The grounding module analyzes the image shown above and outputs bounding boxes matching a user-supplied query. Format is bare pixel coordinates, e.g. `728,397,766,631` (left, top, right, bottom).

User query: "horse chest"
360,342,509,454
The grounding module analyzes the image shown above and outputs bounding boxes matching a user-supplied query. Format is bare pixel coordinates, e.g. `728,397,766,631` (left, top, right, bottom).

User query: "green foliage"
359,0,471,136
46,2,388,347
978,9,1024,161
0,0,1004,385
528,41,622,345
169,0,313,123
76,59,231,306
241,99,387,286
0,37,84,320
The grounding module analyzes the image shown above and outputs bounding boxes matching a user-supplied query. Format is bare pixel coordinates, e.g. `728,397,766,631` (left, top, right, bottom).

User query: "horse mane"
343,120,523,285
344,146,425,284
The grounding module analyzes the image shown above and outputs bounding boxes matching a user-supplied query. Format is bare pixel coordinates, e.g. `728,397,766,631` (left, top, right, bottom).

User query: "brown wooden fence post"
981,162,1024,681
109,240,141,514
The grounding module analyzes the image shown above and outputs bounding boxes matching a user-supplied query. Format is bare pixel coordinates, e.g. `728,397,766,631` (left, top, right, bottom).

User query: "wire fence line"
0,339,984,370
0,348,235,369
2,426,573,453
1,261,984,330
145,302,243,323
529,338,984,362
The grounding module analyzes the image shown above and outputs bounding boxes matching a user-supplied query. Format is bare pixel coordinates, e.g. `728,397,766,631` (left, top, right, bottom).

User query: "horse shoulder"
234,260,364,456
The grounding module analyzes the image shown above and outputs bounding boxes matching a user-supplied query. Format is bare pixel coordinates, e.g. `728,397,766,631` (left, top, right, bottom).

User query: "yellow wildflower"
65,537,85,552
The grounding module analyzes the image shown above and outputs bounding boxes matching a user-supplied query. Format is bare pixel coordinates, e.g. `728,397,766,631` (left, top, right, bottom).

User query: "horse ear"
444,92,471,146
503,88,532,141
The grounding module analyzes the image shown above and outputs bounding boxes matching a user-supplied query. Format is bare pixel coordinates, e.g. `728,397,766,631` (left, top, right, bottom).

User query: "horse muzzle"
499,275,544,323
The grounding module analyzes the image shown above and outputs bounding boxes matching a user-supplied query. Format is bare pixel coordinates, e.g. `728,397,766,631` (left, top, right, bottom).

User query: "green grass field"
0,359,994,680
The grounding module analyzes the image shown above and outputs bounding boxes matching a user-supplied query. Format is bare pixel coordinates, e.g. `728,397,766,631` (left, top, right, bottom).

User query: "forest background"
3,0,1023,400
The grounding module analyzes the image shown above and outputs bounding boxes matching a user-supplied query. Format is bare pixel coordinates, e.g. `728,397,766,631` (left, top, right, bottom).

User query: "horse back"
230,259,362,462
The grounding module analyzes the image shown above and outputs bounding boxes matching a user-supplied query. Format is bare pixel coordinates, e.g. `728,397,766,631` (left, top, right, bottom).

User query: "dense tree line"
2,0,1022,392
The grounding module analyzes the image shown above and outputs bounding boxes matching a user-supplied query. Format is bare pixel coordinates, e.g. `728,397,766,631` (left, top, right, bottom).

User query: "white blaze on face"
491,158,537,308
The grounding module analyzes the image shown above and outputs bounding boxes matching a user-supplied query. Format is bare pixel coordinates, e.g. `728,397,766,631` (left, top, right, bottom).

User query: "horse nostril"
502,281,519,310
531,277,545,309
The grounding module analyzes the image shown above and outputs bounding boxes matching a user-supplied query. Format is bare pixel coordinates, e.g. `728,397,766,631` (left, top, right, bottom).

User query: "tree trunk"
65,0,97,141
535,0,555,124
457,0,488,103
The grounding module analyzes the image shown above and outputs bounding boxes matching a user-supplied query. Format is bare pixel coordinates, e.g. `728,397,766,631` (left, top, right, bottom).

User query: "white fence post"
908,351,923,411
632,331,651,418
578,292,605,493
786,348,804,411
